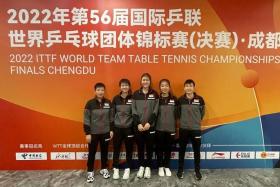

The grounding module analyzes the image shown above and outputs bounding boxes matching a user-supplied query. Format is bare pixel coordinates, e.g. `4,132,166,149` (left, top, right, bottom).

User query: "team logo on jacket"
126,99,132,105
103,103,110,108
192,99,200,105
168,99,175,105
148,94,155,100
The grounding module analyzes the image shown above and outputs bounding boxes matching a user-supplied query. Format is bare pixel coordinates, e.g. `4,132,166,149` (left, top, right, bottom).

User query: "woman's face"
95,87,105,98
160,81,170,94
120,82,130,93
141,76,151,88
184,83,195,94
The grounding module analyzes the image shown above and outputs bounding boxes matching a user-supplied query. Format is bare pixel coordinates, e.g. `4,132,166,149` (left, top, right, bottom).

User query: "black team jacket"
112,93,133,128
156,94,178,133
178,93,205,131
132,88,159,129
83,97,114,135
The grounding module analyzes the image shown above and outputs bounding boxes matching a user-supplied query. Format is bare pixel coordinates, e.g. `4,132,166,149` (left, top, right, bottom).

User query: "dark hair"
119,78,131,87
184,79,195,87
94,82,105,90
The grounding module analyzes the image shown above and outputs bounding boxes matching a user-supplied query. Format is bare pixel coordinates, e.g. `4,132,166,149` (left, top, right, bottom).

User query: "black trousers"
87,133,110,172
112,127,134,169
156,131,175,168
178,129,201,171
135,128,156,168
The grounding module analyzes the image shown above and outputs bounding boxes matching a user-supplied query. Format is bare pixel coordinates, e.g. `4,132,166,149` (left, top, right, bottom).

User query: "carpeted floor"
0,169,279,187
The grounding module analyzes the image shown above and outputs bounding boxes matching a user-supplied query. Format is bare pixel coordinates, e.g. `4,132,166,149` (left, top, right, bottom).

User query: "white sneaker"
137,166,145,178
158,167,165,177
144,167,151,179
122,168,130,180
86,172,94,183
100,169,110,179
113,168,120,180
165,168,172,177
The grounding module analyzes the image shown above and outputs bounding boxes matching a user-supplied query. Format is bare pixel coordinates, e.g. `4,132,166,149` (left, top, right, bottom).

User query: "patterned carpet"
0,169,279,187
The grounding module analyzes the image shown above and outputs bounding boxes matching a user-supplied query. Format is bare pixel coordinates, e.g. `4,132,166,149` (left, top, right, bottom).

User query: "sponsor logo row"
16,151,280,160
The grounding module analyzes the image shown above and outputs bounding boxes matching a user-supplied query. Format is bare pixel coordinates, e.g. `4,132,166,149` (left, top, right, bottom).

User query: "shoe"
100,169,110,179
86,171,94,183
195,170,202,180
122,168,130,180
137,166,145,178
113,168,119,180
158,167,165,177
165,168,172,177
177,170,184,179
144,167,151,179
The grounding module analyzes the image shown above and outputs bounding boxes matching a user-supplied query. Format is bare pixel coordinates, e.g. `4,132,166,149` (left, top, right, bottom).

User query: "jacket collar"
184,92,197,100
94,97,106,104
139,87,153,95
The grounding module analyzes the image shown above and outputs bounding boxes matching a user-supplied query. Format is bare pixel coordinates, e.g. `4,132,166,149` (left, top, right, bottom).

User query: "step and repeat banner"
0,0,280,170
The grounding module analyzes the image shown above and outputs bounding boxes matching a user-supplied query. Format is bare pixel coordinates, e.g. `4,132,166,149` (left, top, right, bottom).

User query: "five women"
83,74,205,183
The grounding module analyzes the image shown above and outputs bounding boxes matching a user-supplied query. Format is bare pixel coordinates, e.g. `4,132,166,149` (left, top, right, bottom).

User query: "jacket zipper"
164,98,168,131
143,93,148,124
121,97,126,127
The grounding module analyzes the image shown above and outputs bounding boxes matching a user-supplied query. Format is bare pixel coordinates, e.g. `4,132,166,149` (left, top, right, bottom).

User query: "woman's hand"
138,124,144,131
143,123,151,131
85,135,91,144
110,131,114,140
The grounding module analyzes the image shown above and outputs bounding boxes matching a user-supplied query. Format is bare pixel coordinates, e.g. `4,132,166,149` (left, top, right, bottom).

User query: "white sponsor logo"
127,99,132,103
51,152,75,160
132,152,138,159
76,152,88,160
185,152,206,159
169,99,175,103
231,152,255,159
16,152,47,160
170,152,179,159
207,152,230,159
131,152,156,159
256,151,280,159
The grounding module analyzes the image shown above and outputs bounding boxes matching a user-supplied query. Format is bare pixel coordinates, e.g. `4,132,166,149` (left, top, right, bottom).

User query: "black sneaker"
177,170,184,179
195,170,202,180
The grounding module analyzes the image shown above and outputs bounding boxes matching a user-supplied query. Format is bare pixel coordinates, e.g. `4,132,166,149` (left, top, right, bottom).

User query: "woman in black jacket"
112,79,134,180
132,73,159,179
155,79,177,177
